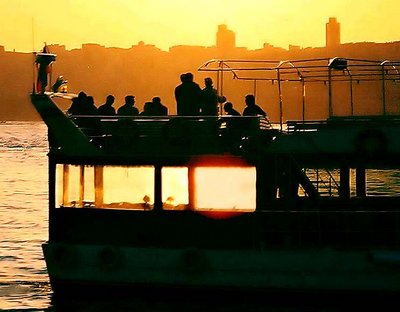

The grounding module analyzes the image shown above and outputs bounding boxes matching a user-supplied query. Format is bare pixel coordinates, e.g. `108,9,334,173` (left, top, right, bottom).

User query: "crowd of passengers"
67,73,267,119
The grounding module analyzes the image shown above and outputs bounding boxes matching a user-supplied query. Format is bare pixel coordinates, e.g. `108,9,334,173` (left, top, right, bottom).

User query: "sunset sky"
0,0,399,52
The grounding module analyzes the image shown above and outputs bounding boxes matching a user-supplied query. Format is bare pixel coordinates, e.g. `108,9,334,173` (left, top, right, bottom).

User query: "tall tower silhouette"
326,17,341,49
216,24,236,51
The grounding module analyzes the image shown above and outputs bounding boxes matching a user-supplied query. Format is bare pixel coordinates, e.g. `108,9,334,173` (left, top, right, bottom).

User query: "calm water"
0,121,399,311
0,121,50,311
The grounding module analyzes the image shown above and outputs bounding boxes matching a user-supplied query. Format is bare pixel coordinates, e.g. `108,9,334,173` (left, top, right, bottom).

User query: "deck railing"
198,58,400,129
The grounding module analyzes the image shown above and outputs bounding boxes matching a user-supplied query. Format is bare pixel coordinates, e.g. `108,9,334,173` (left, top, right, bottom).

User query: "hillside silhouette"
1,30,400,122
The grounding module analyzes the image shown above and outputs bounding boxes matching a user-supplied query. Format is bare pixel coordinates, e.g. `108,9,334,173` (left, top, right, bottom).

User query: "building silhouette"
1,19,400,121
216,24,236,51
326,17,341,49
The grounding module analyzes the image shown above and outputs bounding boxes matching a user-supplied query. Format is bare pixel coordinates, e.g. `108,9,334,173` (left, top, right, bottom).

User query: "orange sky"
0,0,399,52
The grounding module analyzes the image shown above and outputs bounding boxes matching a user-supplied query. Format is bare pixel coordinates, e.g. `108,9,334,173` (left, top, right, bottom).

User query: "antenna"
32,17,36,93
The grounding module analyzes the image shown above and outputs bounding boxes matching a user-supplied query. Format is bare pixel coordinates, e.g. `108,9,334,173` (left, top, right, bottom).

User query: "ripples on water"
0,121,399,311
0,121,50,310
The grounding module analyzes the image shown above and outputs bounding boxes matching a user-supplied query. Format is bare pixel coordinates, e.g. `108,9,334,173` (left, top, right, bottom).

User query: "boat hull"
43,242,400,295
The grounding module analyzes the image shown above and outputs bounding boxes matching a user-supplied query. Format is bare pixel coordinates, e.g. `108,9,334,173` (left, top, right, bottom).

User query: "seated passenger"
140,102,153,116
67,91,87,116
242,94,269,131
242,94,266,117
84,96,98,115
151,97,168,116
97,95,116,116
224,102,240,116
117,95,139,116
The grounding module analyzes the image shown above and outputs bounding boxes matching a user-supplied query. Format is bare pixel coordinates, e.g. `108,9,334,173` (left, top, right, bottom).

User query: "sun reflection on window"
193,167,256,211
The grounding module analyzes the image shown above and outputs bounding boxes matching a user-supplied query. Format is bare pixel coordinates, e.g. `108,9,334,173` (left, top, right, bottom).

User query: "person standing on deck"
97,95,116,116
201,77,219,116
174,73,202,116
174,73,186,115
117,95,139,116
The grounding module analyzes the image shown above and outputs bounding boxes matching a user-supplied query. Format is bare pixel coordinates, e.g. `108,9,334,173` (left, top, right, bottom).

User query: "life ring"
97,246,124,271
180,248,209,275
354,129,388,157
50,244,79,269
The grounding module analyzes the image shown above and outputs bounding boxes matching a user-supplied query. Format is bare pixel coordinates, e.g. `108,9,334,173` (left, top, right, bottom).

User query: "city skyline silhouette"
0,18,399,121
1,17,396,54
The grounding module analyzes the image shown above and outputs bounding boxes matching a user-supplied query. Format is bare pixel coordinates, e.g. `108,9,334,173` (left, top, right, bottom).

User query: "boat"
30,54,400,297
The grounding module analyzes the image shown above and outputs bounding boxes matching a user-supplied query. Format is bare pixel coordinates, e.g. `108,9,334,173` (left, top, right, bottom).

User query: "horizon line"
2,39,400,54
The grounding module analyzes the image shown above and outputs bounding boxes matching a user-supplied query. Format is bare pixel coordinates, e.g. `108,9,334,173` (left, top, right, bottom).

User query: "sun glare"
193,167,256,210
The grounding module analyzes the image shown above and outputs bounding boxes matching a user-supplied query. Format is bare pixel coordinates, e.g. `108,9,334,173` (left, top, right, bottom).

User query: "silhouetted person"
67,91,87,116
98,95,116,116
68,94,99,134
224,102,241,116
35,45,56,94
117,95,139,116
140,102,153,116
201,77,219,116
174,74,186,115
67,97,80,116
152,97,168,116
174,72,202,116
222,102,242,131
84,96,98,115
115,95,139,148
52,75,67,93
243,94,267,117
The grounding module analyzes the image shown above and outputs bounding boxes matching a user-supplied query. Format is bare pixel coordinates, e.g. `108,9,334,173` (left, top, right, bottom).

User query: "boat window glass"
84,166,95,204
161,167,189,210
56,164,63,207
55,164,154,210
102,166,154,210
55,164,95,208
193,167,256,211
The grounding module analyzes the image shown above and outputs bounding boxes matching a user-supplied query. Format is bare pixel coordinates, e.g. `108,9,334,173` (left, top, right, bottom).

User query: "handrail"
198,58,400,83
198,57,400,122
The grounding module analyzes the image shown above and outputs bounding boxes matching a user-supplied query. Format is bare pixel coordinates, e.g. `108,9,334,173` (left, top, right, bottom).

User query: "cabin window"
102,166,154,209
192,167,256,211
55,164,155,210
161,167,189,210
55,162,256,212
55,164,95,208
